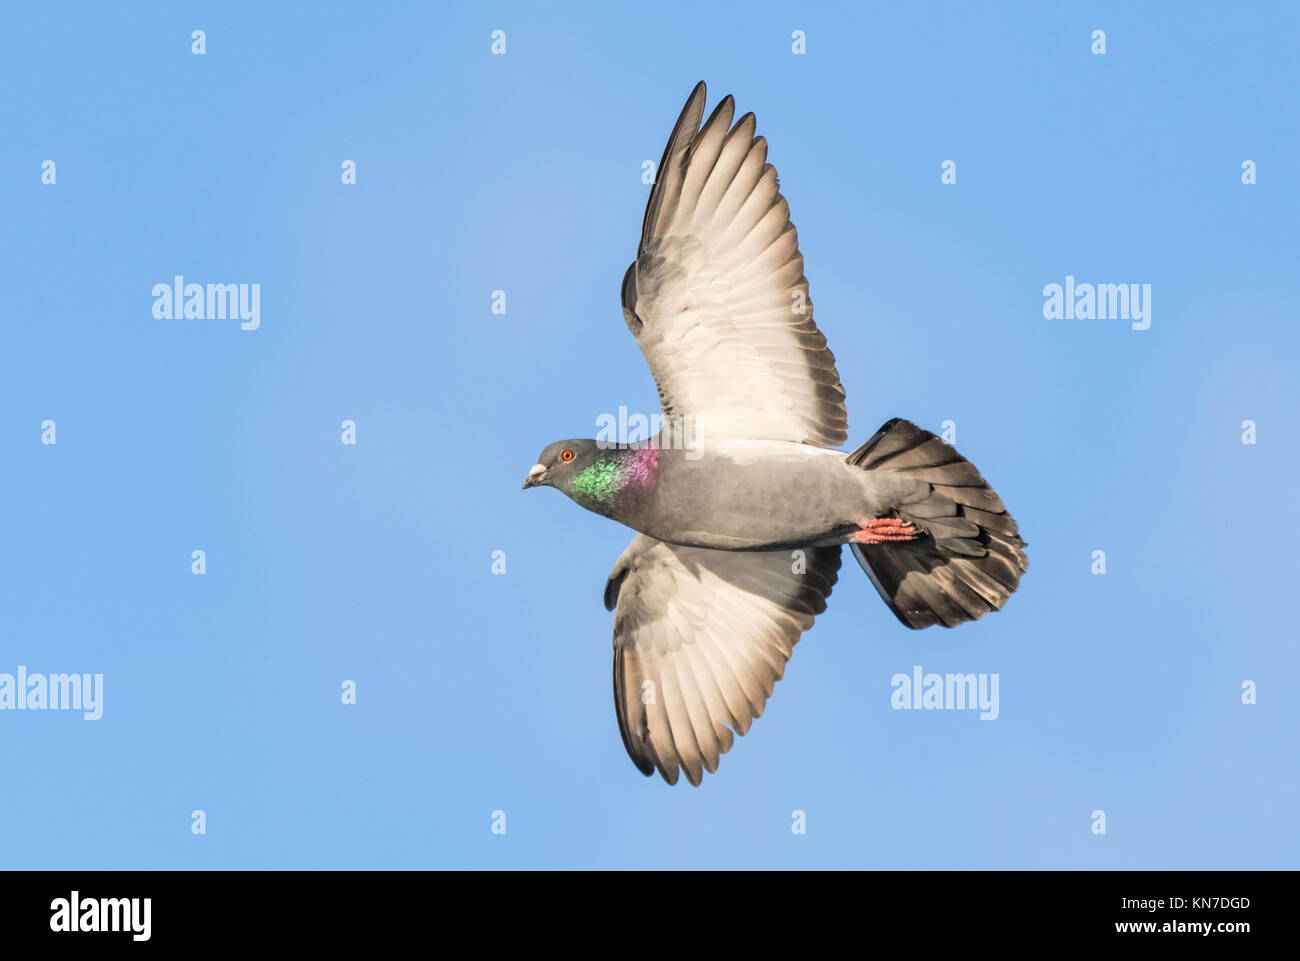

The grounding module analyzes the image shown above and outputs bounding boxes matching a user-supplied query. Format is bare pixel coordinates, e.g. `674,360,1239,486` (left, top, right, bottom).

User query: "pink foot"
855,516,917,544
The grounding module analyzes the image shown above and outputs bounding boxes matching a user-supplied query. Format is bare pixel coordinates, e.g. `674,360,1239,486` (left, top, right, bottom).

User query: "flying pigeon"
524,82,1027,786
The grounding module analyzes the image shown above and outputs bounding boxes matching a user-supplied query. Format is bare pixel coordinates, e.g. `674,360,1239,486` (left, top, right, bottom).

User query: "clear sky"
1,1,1296,869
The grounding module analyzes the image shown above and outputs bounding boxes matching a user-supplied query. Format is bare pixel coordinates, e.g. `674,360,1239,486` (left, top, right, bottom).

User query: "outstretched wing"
621,82,848,447
604,534,841,786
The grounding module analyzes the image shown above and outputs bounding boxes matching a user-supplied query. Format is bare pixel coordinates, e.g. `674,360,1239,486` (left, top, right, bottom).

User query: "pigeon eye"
560,449,575,462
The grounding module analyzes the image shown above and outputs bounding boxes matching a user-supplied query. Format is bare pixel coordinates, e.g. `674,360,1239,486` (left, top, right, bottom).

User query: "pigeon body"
530,438,929,551
524,83,1027,785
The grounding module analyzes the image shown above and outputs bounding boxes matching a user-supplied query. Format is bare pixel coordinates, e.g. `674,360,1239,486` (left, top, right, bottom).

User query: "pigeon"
524,82,1027,786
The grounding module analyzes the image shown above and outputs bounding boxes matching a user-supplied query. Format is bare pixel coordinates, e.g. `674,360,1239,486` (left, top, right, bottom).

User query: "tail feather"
848,418,1027,629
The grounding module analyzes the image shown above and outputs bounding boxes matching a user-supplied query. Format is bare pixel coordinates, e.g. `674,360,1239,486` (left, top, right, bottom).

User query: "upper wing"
621,82,848,447
604,534,841,786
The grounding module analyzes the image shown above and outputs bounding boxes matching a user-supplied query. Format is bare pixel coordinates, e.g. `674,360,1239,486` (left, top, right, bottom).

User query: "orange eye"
560,449,575,462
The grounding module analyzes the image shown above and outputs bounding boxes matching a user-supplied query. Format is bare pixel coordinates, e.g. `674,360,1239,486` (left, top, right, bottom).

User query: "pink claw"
855,517,917,544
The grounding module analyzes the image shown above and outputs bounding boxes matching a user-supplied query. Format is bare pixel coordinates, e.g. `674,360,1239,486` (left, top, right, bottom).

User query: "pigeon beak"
522,463,547,490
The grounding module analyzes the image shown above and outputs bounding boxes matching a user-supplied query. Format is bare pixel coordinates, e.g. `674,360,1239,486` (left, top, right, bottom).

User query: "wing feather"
606,534,840,785
622,84,848,446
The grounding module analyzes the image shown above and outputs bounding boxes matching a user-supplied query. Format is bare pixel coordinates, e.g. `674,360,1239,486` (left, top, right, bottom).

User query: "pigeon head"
521,439,602,492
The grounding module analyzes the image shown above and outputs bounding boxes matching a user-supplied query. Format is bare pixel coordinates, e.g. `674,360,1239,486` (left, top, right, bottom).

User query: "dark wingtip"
603,566,629,612
679,81,706,115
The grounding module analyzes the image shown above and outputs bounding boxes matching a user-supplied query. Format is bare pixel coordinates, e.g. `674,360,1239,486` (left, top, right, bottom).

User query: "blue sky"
1,1,1296,869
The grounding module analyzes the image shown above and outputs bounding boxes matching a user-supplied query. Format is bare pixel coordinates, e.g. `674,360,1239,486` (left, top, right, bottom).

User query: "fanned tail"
847,419,1027,629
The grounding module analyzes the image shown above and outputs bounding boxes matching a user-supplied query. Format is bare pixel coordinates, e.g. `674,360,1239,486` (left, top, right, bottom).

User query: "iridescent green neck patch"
569,448,660,506
571,458,621,504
